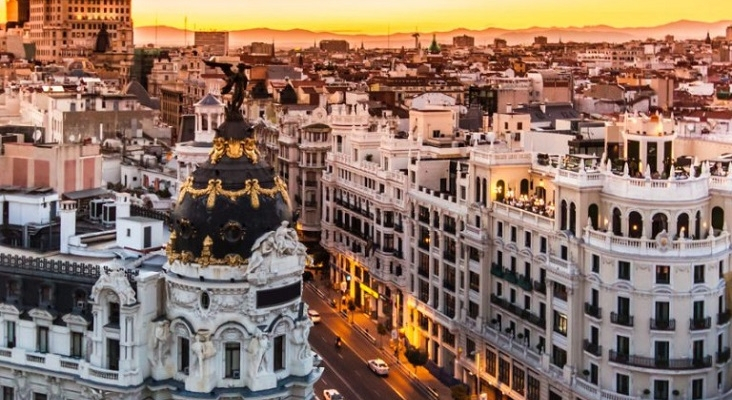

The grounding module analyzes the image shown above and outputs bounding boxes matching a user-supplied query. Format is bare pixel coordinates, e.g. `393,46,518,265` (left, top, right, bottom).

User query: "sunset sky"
0,0,729,34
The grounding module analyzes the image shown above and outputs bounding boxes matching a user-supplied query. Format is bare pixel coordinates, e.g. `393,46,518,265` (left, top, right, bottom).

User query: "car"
367,358,389,376
323,389,343,400
308,309,321,324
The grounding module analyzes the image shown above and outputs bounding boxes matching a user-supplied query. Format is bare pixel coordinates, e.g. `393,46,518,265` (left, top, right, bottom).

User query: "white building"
322,106,732,400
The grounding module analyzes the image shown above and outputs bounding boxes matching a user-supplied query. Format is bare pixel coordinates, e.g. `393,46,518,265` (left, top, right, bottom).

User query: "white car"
308,309,321,324
367,358,389,376
323,389,344,400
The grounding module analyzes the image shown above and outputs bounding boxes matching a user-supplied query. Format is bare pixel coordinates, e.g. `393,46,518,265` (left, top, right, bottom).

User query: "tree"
450,384,470,400
405,346,428,373
376,323,389,348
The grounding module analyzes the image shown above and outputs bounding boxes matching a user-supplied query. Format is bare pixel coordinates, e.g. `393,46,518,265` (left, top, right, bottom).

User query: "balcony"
717,348,731,364
584,303,602,319
690,317,712,331
610,312,634,327
609,350,712,370
718,310,732,325
583,340,602,357
649,318,676,331
490,294,546,329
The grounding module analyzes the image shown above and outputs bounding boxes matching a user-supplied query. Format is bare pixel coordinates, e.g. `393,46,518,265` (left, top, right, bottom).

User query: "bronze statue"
204,58,251,119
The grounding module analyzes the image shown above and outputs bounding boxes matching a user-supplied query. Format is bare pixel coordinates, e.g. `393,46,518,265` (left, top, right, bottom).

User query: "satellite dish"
32,129,42,143
68,134,77,143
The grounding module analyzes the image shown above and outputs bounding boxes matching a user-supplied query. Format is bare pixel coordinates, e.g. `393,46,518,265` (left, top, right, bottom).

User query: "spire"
705,31,712,44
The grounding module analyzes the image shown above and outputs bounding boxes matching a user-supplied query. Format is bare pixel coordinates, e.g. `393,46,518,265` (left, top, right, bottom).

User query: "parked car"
323,389,344,400
367,358,389,376
308,309,321,324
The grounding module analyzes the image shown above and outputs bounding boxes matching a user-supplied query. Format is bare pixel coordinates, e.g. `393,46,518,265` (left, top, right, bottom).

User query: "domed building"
0,94,322,399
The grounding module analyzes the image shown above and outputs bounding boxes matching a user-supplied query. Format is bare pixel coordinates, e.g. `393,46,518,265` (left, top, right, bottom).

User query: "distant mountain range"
134,20,732,49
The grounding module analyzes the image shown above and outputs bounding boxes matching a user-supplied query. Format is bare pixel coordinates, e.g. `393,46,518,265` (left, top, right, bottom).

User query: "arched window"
651,213,668,239
588,204,599,230
535,187,546,202
520,179,530,196
613,208,623,236
560,200,568,231
695,210,702,239
569,202,577,236
629,211,643,239
496,180,505,202
712,206,725,233
676,213,689,238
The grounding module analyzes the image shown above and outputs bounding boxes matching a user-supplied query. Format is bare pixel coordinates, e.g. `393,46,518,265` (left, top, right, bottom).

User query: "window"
524,231,532,248
540,237,547,253
616,373,630,395
179,337,190,373
694,264,705,284
527,374,540,400
33,394,47,400
108,302,120,326
654,380,669,400
71,332,83,358
692,378,703,400
656,265,670,284
655,301,670,321
510,226,517,242
468,301,479,319
498,358,510,384
616,335,630,356
3,387,14,399
693,339,704,361
274,335,285,371
590,363,598,384
37,327,49,353
486,350,497,376
5,321,15,348
224,342,240,378
553,311,567,336
618,261,630,280
107,339,120,370
497,221,503,237
469,271,480,292
591,254,600,273
654,341,669,363
552,346,567,368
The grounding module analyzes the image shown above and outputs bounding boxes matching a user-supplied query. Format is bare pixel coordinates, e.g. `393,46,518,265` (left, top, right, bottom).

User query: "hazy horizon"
0,1,730,35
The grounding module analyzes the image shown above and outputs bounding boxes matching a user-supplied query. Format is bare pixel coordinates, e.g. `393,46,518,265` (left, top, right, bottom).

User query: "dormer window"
108,302,120,327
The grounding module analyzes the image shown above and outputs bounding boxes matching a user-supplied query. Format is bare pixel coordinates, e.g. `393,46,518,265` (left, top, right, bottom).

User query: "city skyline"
0,0,730,35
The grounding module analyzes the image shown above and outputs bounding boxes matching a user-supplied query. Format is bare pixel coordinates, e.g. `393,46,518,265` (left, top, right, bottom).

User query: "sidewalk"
307,281,454,400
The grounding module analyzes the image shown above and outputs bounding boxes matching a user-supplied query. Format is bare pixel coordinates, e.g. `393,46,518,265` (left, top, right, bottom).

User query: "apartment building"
322,105,732,400
28,0,134,62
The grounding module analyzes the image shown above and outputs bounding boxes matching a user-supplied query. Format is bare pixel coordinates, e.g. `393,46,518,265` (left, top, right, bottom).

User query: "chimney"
59,200,77,254
506,103,512,113
116,192,131,219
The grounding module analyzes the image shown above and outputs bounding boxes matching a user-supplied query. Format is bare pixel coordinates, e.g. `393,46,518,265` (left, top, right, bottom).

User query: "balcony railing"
609,350,712,370
690,317,712,331
583,340,602,357
490,294,545,329
650,318,676,331
717,348,731,364
610,312,634,327
718,310,732,325
584,303,602,319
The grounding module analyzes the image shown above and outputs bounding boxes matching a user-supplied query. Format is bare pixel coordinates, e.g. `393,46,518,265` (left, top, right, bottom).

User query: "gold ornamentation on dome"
209,137,261,164
165,231,178,262
199,235,214,267
177,177,290,210
166,248,249,268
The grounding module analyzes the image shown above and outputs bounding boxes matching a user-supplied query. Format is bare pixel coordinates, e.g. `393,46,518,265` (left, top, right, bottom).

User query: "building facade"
321,105,732,400
28,0,134,62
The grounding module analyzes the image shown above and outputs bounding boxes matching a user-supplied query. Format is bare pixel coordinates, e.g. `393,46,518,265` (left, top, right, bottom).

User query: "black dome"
167,117,292,267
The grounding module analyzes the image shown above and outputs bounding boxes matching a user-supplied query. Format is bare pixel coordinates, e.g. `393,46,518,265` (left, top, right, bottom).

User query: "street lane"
304,286,432,400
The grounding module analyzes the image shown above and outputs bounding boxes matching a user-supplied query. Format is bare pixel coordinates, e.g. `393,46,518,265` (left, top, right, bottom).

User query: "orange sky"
0,0,730,34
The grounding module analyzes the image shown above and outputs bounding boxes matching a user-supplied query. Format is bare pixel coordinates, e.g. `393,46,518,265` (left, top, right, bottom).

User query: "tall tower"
412,32,420,50
160,88,322,397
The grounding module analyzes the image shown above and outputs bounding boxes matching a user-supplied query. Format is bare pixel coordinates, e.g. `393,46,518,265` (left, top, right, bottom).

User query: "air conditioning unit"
232,370,240,379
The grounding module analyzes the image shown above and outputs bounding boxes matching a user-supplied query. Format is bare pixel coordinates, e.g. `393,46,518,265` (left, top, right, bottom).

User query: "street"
304,286,435,400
